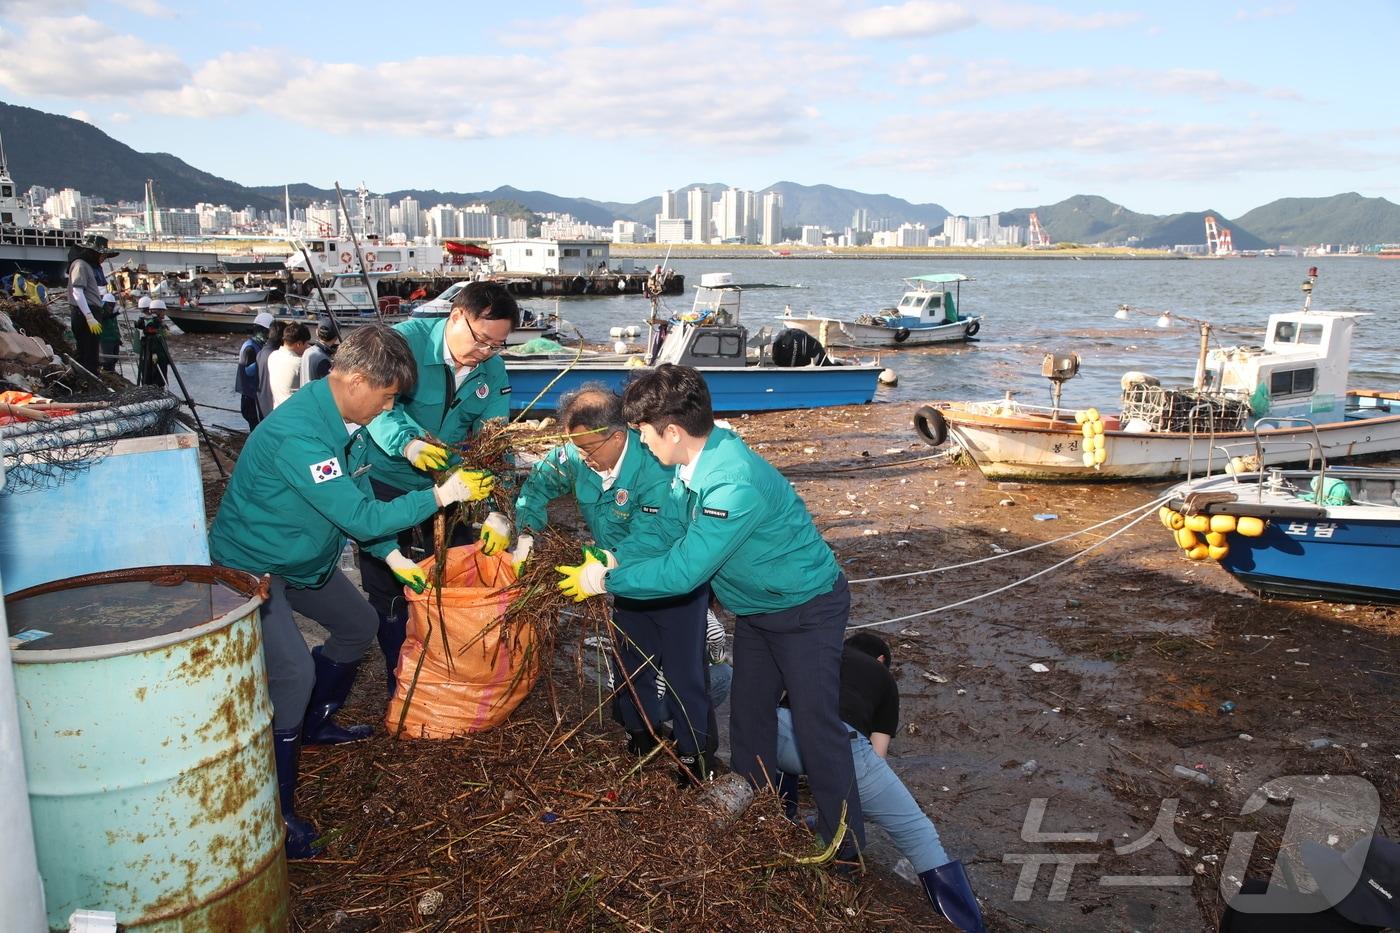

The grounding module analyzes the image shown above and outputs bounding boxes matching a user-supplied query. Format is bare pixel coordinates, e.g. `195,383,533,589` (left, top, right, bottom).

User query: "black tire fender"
914,405,948,446
893,327,911,343
965,319,980,337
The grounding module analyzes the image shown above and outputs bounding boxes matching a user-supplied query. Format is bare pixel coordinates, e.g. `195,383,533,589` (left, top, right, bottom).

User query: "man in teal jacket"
209,325,495,860
557,364,865,857
359,281,519,694
514,384,714,782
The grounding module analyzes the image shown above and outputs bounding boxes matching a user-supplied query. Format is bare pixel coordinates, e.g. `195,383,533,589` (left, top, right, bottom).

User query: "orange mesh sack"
387,543,540,739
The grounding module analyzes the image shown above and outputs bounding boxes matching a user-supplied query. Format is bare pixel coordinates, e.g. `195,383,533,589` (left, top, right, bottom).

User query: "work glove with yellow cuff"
509,535,533,575
404,438,450,471
386,549,428,594
479,512,510,555
433,468,495,507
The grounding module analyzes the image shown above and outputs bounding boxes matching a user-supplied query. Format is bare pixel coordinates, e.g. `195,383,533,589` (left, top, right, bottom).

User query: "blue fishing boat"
504,273,883,414
781,273,981,348
1163,465,1400,604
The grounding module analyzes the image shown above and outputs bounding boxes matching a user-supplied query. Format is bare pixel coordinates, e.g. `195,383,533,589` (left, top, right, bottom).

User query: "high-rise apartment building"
366,197,392,238
659,189,678,220
686,187,712,243
760,191,782,245
851,208,870,233
397,196,421,238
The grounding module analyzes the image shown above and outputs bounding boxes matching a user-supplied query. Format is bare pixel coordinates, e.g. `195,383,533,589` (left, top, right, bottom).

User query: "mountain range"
4,100,1399,247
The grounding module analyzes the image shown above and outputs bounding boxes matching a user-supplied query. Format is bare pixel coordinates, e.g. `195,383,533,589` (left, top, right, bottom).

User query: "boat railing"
1250,416,1328,502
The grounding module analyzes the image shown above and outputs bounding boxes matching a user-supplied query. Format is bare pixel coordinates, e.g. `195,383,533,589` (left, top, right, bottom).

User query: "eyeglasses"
572,429,622,461
463,316,509,354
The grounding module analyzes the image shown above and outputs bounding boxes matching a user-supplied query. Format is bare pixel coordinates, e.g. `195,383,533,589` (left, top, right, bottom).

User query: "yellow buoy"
1092,447,1107,465
1091,420,1105,436
1206,531,1228,547
1085,407,1100,422
1185,514,1211,533
1167,510,1185,530
1237,516,1266,537
1082,451,1095,468
1208,544,1230,560
1209,514,1237,534
1175,528,1198,549
1186,544,1210,560
1074,410,1089,425
1081,422,1094,439
1158,506,1177,529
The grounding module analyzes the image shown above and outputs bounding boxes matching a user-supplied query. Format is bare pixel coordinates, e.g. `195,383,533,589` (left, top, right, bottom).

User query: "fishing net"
1120,383,1252,433
0,385,179,496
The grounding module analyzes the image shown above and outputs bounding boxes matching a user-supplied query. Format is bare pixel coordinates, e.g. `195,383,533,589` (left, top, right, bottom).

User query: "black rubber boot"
777,771,800,821
676,751,713,787
273,728,322,859
919,860,987,933
303,645,373,745
626,730,658,756
376,609,407,697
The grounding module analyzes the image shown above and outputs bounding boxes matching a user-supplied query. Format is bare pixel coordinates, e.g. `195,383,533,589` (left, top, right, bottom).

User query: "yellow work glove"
556,551,607,602
479,511,510,556
404,438,450,471
510,534,534,575
385,549,427,594
83,313,102,335
433,468,495,507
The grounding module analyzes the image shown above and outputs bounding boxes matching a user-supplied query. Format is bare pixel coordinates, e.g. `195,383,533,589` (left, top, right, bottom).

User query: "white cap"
148,299,167,311
137,296,152,309
101,292,117,304
254,311,276,329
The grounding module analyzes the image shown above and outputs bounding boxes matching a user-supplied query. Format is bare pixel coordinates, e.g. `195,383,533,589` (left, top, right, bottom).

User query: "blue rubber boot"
919,861,987,933
376,609,407,697
303,645,373,745
777,771,800,821
273,728,322,859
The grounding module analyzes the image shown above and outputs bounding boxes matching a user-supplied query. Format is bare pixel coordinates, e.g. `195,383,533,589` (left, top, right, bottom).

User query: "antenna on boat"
1302,266,1318,313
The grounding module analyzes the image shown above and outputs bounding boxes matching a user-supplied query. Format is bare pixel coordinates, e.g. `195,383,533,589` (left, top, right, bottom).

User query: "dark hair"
845,633,892,667
620,364,714,436
283,322,311,344
333,323,417,392
267,320,286,349
453,281,521,329
559,383,626,435
316,322,340,341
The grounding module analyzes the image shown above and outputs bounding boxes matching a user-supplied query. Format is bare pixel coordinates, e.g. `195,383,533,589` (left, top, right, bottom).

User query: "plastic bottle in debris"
700,772,755,828
1173,765,1215,786
893,858,920,886
1019,759,1039,778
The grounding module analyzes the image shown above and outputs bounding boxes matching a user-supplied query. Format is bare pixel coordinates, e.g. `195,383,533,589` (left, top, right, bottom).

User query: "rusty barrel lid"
4,564,268,663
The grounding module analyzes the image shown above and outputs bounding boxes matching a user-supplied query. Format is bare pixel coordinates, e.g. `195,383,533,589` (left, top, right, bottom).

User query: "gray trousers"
261,569,378,730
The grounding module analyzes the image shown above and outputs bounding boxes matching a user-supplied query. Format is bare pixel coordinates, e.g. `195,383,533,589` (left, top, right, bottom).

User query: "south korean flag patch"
309,457,343,484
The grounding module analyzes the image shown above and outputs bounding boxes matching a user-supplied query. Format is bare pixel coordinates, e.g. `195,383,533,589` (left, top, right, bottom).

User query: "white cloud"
978,2,1142,31
1233,4,1296,22
68,108,91,123
920,61,1305,105
113,0,176,17
0,14,187,96
843,1,975,39
985,180,1036,192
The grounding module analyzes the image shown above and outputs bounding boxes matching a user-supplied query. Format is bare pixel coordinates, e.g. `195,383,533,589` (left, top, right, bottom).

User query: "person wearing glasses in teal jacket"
358,281,520,694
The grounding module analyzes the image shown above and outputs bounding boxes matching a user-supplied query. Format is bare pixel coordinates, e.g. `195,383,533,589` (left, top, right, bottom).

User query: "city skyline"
0,1,1396,217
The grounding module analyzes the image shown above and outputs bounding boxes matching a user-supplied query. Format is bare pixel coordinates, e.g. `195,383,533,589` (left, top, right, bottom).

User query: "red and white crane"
1027,211,1051,247
1204,215,1234,255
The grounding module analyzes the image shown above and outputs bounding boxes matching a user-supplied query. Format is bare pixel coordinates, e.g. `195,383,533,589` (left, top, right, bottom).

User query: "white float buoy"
613,340,629,354
878,368,899,386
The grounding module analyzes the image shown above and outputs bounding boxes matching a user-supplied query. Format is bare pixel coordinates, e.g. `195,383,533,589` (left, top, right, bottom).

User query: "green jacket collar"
305,376,351,439
683,427,732,491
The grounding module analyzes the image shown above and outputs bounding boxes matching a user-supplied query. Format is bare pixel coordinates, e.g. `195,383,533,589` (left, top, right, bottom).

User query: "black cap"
1303,836,1400,927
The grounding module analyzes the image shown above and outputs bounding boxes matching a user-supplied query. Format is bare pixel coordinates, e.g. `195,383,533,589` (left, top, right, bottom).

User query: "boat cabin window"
563,248,580,257
524,249,533,256
1,185,11,197
548,249,556,257
309,242,326,252
1273,321,1325,344
1,212,11,224
899,295,925,310
690,331,744,359
1270,367,1317,397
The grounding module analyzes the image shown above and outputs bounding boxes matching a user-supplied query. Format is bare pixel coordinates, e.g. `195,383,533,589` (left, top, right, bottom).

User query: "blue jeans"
775,707,950,872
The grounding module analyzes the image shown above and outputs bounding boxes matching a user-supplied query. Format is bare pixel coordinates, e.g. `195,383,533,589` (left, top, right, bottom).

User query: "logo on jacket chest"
614,488,628,507
475,383,489,399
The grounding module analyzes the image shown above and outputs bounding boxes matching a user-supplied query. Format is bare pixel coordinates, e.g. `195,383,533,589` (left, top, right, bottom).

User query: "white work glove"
479,511,510,555
404,438,450,471
433,468,495,507
385,548,427,594
509,534,534,574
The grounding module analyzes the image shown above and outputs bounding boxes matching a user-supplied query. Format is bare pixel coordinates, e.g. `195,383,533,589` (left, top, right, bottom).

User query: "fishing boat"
503,272,883,414
1162,463,1400,604
193,285,275,306
0,137,82,284
284,237,433,277
166,273,409,333
781,273,981,348
915,269,1400,481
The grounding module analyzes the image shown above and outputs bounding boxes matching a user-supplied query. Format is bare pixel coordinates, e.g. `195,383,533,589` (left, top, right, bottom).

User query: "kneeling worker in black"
558,364,865,854
513,384,713,781
208,324,496,858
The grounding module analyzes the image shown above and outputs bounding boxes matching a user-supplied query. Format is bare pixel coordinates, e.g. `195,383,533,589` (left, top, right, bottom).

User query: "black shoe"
777,771,800,821
303,646,373,745
676,752,713,787
626,730,658,756
376,610,407,697
919,860,987,933
273,728,322,859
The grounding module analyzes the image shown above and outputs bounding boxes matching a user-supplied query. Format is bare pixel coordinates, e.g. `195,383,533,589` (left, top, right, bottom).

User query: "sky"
0,0,1396,216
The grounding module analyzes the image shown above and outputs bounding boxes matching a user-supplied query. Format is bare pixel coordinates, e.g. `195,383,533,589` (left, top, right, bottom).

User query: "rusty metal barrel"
3,565,287,931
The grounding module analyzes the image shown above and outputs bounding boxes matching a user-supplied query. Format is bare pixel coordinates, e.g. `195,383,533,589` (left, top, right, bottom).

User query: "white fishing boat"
407,280,562,346
194,286,274,306
782,273,981,348
167,273,409,333
284,237,432,277
915,269,1400,481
